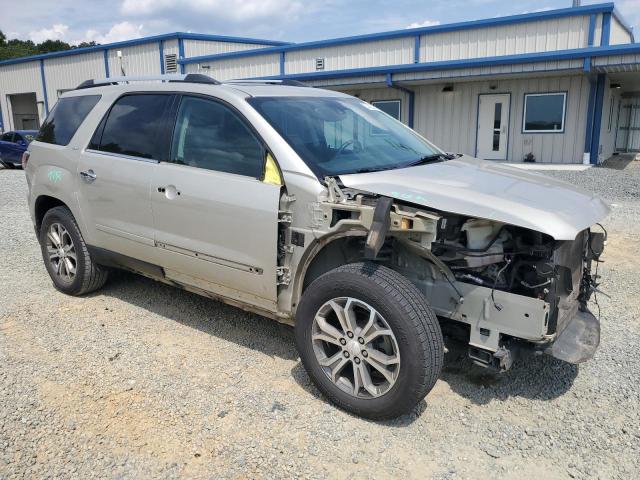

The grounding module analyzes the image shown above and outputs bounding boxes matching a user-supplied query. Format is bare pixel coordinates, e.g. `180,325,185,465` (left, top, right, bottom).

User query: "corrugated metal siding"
107,42,162,76
421,16,591,62
43,52,104,103
609,17,633,45
0,61,45,128
392,60,583,82
186,54,280,80
593,53,640,68
407,74,589,163
285,38,414,74
183,40,270,58
593,14,603,46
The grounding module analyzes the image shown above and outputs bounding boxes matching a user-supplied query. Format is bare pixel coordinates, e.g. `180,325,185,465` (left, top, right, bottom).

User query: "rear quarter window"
36,95,101,146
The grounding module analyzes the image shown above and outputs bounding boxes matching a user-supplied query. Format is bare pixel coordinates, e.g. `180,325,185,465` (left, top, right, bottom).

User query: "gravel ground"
1,158,639,479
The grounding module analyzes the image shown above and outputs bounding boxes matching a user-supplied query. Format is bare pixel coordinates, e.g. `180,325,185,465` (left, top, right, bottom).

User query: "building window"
372,100,401,121
522,92,566,133
315,58,325,71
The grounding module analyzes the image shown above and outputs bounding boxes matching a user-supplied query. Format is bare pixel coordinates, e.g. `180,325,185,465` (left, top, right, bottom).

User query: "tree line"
0,30,99,61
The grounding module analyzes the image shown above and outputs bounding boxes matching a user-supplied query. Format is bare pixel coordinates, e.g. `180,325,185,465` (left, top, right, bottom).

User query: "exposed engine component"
432,215,570,316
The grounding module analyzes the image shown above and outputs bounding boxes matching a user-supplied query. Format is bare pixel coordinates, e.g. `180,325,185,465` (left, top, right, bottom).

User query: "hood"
339,155,610,240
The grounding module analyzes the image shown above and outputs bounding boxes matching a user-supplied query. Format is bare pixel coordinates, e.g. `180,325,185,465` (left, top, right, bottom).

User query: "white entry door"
476,94,510,160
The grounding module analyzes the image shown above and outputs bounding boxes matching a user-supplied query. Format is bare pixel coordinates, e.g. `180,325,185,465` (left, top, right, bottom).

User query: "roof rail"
75,73,220,90
224,79,308,87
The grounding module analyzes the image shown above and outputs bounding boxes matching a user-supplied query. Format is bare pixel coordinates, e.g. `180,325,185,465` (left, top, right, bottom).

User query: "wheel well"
302,236,368,291
34,196,66,234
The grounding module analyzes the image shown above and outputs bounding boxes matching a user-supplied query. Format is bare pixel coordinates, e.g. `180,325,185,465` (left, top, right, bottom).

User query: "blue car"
0,130,38,168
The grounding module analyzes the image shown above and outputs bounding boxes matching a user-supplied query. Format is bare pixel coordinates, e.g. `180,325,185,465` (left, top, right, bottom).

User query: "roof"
0,32,291,67
179,2,635,66
0,3,633,69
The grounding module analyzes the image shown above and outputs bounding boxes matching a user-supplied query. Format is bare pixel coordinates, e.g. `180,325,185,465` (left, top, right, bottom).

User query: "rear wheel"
39,206,108,295
295,262,444,419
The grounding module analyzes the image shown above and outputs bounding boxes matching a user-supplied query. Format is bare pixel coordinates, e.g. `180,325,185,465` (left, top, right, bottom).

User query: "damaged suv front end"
334,158,609,371
251,93,609,372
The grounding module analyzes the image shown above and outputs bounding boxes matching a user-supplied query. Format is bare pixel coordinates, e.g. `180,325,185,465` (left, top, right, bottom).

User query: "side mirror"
17,140,26,146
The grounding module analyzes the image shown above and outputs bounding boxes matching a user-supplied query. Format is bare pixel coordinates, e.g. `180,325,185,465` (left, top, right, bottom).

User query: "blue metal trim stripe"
584,76,597,154
601,12,611,46
590,73,607,164
414,35,420,64
0,32,290,67
103,49,110,78
280,51,285,75
179,3,618,65
39,59,49,115
159,40,165,74
178,38,185,74
256,43,640,82
0,102,4,131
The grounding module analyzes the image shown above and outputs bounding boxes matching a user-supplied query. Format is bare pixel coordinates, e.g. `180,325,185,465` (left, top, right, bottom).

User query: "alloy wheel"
45,222,77,282
311,297,401,399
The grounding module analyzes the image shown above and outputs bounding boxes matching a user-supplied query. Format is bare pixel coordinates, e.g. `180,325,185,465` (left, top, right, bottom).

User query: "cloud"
406,19,441,29
79,22,145,44
29,24,69,43
120,0,304,23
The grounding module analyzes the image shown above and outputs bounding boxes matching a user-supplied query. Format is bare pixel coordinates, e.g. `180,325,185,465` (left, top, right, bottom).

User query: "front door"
151,95,281,311
476,94,510,160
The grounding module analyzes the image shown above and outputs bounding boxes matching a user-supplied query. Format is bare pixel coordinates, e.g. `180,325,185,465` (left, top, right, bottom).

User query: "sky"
0,0,638,46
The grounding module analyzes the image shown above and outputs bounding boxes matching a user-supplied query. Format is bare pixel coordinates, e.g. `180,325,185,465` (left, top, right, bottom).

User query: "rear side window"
94,94,173,160
36,95,101,146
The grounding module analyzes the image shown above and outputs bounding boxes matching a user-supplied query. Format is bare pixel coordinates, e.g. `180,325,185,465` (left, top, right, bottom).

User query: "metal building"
1,2,640,163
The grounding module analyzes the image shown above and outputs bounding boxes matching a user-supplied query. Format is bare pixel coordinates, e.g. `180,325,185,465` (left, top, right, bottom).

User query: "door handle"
80,169,97,182
158,184,180,199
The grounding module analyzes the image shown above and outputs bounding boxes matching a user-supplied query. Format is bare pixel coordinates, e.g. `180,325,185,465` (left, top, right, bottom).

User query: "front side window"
522,93,566,133
1,132,14,142
36,95,101,146
249,96,441,177
170,96,265,178
96,94,173,160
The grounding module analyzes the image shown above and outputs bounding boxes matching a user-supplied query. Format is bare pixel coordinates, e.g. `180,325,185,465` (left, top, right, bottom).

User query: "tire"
1,161,14,169
295,262,444,420
39,206,108,295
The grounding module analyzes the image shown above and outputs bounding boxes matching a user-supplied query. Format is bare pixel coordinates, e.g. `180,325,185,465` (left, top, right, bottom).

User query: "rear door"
77,93,174,263
150,94,281,310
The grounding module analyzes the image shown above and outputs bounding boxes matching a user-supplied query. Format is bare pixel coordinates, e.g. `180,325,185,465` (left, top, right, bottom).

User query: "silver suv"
24,74,608,419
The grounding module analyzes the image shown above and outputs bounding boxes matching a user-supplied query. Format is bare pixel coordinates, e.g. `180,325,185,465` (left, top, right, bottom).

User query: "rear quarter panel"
26,141,89,240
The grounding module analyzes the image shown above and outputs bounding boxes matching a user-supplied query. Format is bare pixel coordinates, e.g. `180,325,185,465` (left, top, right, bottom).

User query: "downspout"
385,73,415,129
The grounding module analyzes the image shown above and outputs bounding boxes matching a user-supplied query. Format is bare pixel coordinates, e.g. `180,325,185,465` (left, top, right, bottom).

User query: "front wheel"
295,262,444,420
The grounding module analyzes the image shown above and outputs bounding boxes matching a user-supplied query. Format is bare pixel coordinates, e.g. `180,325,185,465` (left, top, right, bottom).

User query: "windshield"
248,96,442,176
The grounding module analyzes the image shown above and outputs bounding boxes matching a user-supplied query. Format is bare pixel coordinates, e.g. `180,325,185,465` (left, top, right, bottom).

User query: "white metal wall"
0,61,46,130
107,42,162,76
186,54,280,80
421,16,592,63
404,74,590,163
183,40,270,58
284,38,414,74
610,17,633,45
43,52,104,104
